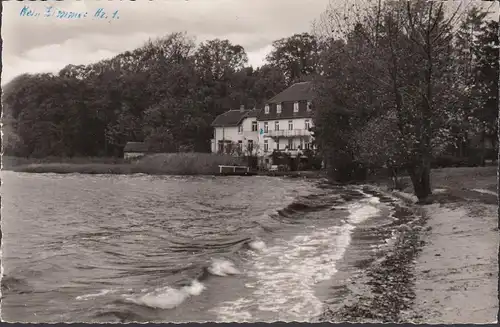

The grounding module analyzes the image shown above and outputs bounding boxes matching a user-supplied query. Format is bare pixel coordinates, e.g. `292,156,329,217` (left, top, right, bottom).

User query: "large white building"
211,82,316,167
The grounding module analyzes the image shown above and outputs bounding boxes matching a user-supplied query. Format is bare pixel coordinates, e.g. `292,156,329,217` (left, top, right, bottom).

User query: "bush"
244,156,258,170
310,156,323,170
431,155,468,168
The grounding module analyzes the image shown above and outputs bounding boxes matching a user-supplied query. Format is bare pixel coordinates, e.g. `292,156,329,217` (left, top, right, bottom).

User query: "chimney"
240,105,245,112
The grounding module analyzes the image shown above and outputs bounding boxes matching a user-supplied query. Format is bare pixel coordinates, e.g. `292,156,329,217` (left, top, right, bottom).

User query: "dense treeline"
2,0,498,202
312,0,498,202
3,32,317,157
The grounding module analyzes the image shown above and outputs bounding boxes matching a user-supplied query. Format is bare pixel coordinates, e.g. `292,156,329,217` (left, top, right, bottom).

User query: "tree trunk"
408,162,432,204
480,127,486,166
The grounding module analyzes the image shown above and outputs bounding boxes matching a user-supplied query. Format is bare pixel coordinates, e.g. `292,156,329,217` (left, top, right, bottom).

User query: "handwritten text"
19,5,120,22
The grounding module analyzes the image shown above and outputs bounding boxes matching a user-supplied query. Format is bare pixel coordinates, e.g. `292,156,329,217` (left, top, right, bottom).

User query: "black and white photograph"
1,0,499,323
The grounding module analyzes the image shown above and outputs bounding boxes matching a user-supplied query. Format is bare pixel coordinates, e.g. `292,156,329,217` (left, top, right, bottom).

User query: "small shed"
123,142,149,159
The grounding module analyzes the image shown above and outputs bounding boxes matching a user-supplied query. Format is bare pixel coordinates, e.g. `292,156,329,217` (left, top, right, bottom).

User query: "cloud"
247,44,275,68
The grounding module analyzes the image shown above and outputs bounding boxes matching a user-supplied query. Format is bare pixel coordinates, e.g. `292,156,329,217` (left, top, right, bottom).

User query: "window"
265,104,270,114
252,121,257,132
307,101,312,111
247,140,254,153
275,121,280,131
293,101,299,113
288,120,293,130
264,140,269,152
264,122,269,133
218,141,224,153
305,142,310,150
238,125,243,134
288,139,293,150
277,103,282,114
305,120,310,130
237,140,243,152
276,141,280,150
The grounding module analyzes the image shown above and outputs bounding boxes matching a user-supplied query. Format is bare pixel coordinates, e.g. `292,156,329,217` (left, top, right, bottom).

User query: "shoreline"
3,164,325,179
320,166,498,323
319,185,425,323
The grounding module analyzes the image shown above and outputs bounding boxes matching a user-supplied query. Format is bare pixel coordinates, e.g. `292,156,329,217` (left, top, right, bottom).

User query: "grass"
134,153,244,175
369,166,497,205
390,166,497,194
2,156,131,167
3,153,245,175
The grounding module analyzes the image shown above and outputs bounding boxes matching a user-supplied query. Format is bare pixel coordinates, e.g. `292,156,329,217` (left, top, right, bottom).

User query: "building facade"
256,81,315,162
211,82,316,167
211,106,260,156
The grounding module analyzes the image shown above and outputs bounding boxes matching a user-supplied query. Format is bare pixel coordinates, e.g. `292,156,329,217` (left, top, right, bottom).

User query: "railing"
265,129,312,138
218,165,250,173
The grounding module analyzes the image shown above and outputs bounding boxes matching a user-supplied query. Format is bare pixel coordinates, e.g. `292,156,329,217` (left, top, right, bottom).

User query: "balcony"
265,129,312,139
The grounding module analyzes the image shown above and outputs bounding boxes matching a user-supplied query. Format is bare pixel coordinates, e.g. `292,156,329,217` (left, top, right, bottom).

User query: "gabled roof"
211,109,261,127
123,142,149,152
267,81,314,104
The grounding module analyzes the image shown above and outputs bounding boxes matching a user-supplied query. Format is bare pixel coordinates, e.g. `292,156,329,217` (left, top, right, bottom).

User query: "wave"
123,279,206,310
212,187,386,322
76,289,116,300
89,185,371,318
207,258,241,276
119,255,256,311
166,236,252,253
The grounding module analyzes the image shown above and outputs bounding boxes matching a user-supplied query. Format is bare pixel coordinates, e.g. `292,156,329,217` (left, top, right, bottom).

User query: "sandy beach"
406,201,497,323
320,166,498,323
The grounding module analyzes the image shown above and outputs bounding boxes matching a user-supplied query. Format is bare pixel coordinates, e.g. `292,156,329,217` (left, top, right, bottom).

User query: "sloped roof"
246,108,262,117
267,81,315,104
123,142,149,152
211,109,261,127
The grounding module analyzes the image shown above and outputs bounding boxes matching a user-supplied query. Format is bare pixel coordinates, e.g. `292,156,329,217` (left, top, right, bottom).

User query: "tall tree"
266,33,319,85
194,39,248,81
314,0,469,202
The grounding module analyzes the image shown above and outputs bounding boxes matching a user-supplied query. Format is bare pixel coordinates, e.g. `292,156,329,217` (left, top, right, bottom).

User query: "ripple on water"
2,173,381,323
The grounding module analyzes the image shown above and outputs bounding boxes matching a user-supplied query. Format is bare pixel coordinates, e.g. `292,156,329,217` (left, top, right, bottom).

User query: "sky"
3,0,498,85
2,0,333,84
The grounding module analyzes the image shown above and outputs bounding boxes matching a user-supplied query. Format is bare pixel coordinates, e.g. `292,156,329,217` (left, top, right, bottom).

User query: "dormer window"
307,101,312,111
277,103,282,114
265,104,270,114
293,101,299,113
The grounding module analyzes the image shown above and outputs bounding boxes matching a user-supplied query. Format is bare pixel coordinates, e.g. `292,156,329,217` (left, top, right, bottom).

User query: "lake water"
1,172,386,323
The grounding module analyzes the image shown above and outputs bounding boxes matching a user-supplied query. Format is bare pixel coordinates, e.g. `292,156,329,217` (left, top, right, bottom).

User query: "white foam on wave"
212,224,354,322
213,192,382,322
212,297,254,322
76,289,115,300
124,279,205,310
248,239,267,251
347,201,381,225
472,188,497,196
208,258,241,276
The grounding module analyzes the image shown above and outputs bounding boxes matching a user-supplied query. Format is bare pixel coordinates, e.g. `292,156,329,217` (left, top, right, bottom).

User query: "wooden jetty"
217,165,257,176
